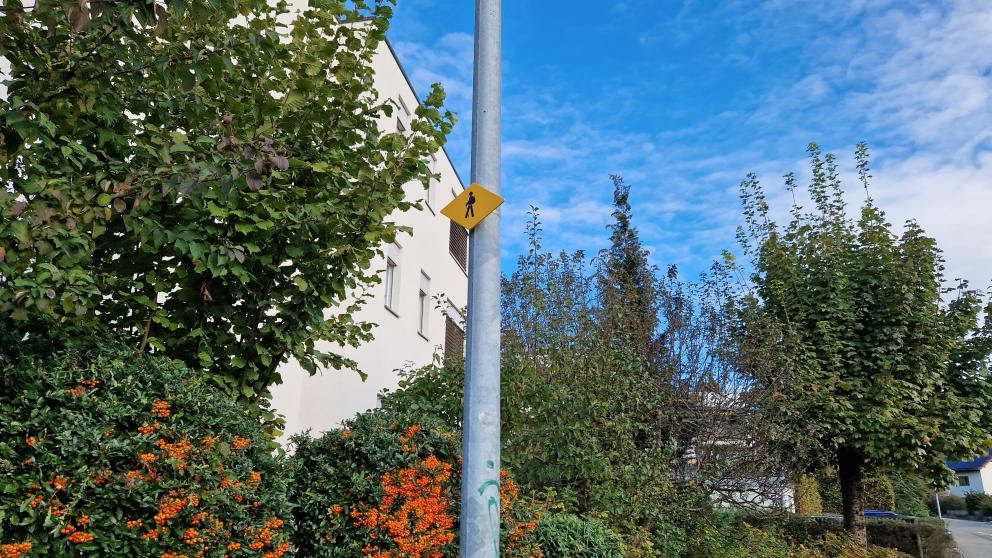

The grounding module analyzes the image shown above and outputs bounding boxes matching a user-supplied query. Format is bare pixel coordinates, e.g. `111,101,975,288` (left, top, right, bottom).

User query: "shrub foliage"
287,408,542,557
534,513,624,558
0,324,291,557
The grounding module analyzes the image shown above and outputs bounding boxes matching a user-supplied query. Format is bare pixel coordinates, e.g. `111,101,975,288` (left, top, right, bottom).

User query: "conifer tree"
596,175,661,362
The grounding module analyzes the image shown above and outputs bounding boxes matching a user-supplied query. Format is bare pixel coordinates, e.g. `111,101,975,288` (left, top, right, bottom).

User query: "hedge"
743,515,953,558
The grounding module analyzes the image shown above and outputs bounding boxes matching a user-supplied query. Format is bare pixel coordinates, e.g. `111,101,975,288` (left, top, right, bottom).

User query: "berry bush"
0,324,292,557
287,408,543,557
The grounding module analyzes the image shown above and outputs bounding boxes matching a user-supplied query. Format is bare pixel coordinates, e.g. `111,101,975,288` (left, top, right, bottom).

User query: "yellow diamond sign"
441,183,504,231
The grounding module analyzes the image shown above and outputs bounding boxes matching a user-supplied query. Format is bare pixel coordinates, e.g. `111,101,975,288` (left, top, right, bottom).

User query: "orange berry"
151,400,171,418
67,531,94,543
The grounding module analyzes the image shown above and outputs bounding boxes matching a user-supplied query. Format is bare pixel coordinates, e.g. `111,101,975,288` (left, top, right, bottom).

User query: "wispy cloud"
391,0,991,285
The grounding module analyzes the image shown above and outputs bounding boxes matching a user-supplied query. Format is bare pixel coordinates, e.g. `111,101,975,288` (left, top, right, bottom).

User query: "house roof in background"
948,450,992,472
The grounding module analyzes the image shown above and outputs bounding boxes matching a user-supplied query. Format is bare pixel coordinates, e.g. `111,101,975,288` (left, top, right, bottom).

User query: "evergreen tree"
596,175,661,362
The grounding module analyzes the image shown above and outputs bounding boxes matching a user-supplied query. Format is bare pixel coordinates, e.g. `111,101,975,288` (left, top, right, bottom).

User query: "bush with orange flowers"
287,409,543,557
0,323,292,557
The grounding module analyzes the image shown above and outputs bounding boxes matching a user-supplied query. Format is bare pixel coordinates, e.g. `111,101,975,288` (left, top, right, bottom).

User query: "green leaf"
293,276,310,292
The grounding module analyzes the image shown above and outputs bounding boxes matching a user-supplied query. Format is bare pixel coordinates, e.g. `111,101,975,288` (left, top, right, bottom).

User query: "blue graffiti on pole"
477,459,500,556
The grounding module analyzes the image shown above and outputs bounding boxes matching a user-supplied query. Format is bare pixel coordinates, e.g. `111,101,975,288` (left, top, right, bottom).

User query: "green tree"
795,474,823,516
0,0,453,402
862,476,896,511
596,175,660,358
739,142,992,543
888,473,929,517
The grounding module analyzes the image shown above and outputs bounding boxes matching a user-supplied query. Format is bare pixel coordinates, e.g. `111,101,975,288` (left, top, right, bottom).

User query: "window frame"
383,257,398,314
417,271,431,339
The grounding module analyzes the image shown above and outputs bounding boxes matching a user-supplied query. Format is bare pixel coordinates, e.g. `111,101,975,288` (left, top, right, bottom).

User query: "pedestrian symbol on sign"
465,192,477,218
440,183,504,231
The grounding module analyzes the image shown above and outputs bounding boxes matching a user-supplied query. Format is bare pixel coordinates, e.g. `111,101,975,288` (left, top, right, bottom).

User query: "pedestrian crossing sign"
441,183,504,231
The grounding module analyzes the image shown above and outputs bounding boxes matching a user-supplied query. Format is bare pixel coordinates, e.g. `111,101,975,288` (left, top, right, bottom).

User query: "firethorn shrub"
0,323,292,557
287,408,543,557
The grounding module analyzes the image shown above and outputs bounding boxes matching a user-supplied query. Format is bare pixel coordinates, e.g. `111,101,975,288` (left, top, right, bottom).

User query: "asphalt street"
945,518,992,558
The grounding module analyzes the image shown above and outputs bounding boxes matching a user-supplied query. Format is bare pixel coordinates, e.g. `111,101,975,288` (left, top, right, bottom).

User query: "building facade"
269,33,469,439
948,451,992,496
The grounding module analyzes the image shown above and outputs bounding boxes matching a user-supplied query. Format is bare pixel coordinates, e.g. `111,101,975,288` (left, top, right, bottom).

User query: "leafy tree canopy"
0,0,454,402
739,142,992,540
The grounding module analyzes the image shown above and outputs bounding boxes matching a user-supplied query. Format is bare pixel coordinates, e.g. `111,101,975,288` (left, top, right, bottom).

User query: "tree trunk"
837,447,867,546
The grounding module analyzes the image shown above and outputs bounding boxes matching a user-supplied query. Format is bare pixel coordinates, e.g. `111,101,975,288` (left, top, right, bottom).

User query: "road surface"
945,518,992,558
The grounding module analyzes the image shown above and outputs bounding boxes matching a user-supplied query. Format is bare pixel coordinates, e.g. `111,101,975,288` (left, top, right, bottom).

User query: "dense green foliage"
862,477,896,512
534,514,625,558
0,322,291,557
796,475,824,516
740,514,948,558
887,474,929,517
385,182,790,555
0,0,453,402
962,490,992,516
818,471,902,515
385,206,700,555
688,514,911,558
287,409,461,557
739,143,992,539
286,407,542,557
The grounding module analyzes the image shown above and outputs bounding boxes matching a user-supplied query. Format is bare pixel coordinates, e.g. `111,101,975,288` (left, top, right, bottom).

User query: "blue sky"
388,0,991,285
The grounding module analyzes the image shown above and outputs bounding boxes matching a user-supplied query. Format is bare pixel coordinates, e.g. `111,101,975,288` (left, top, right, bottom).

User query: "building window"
958,475,971,487
449,221,468,271
398,95,412,117
383,243,402,314
418,272,430,337
445,316,465,361
396,118,407,133
384,258,398,312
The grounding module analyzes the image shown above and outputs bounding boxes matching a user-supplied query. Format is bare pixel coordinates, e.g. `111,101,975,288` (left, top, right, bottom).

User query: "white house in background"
947,451,992,496
269,30,469,439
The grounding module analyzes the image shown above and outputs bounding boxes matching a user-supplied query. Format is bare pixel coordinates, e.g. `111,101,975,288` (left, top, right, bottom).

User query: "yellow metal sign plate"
440,183,504,230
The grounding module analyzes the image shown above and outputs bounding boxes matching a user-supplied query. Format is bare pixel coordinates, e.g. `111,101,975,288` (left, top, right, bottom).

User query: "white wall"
269,26,468,440
981,465,992,495
949,470,987,497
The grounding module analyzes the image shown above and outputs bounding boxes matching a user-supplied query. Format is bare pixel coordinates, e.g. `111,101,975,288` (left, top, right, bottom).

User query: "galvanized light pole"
460,0,502,556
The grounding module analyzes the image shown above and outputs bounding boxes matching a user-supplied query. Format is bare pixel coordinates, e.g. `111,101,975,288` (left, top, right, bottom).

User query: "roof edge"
383,36,467,191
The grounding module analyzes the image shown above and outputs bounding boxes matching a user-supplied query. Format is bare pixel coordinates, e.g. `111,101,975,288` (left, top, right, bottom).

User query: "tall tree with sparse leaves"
739,142,992,544
0,0,454,404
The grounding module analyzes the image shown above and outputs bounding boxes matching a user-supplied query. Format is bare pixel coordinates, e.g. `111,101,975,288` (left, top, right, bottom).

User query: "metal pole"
460,0,501,556
935,492,942,519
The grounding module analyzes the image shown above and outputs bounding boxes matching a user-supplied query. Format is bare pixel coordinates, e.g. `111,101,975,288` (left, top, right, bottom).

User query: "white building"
270,32,470,438
947,451,992,496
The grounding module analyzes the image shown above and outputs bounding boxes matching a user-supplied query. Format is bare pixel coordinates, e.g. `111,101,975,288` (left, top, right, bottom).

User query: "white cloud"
392,0,991,287
833,0,992,285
